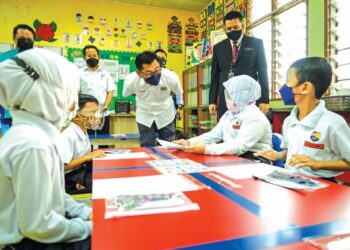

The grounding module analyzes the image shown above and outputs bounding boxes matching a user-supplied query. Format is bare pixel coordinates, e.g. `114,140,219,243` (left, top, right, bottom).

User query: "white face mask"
78,108,104,130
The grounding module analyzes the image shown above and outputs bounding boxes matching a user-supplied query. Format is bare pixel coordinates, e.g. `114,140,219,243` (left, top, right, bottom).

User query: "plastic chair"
272,133,284,167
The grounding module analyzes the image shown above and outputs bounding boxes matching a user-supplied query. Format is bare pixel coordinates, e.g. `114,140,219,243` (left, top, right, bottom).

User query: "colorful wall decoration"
167,16,183,53
184,17,199,46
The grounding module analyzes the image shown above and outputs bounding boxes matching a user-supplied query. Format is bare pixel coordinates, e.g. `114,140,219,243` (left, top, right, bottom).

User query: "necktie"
232,42,238,65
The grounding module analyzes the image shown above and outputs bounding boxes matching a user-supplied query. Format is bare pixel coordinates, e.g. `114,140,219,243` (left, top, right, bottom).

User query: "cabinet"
183,59,217,137
109,113,138,134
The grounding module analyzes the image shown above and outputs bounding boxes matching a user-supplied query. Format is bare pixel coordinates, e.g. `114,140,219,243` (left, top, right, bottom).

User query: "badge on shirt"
304,141,325,149
310,131,321,142
232,118,241,129
160,86,168,91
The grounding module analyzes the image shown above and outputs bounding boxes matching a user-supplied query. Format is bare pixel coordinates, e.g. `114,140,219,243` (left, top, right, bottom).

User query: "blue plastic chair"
272,133,284,167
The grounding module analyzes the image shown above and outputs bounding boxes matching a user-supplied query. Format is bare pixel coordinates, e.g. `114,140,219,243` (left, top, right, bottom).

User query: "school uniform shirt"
0,111,91,247
61,122,91,169
79,66,116,116
281,100,350,178
188,104,272,155
123,68,183,129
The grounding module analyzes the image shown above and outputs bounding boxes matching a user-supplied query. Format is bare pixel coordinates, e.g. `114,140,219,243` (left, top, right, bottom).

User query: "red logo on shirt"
304,141,324,149
232,124,240,129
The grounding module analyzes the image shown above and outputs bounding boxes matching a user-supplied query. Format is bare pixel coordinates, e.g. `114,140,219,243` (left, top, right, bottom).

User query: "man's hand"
183,143,206,154
259,103,269,114
87,150,106,160
209,104,217,116
173,139,190,147
288,154,320,170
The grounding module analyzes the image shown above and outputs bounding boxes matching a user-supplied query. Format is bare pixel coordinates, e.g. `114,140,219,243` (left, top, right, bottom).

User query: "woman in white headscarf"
174,75,272,155
0,48,92,249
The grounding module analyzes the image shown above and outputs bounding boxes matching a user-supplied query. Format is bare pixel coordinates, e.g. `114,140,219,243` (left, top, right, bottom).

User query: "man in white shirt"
123,51,183,147
79,45,116,134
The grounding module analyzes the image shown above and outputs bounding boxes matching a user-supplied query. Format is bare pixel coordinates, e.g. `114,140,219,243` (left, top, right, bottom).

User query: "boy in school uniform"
0,48,91,249
255,57,350,179
174,75,272,155
62,94,105,194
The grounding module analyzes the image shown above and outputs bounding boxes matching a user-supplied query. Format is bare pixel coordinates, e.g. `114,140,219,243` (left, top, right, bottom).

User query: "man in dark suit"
209,11,269,119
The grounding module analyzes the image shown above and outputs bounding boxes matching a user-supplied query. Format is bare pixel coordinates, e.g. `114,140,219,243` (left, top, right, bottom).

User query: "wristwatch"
177,105,183,110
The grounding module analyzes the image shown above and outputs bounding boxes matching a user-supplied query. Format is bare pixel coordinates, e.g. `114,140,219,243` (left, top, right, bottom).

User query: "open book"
105,192,199,218
157,139,184,149
253,169,329,191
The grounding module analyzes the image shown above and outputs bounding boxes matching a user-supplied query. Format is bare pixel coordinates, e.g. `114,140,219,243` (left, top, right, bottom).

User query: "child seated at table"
0,48,91,249
174,75,272,156
62,94,105,194
255,57,350,180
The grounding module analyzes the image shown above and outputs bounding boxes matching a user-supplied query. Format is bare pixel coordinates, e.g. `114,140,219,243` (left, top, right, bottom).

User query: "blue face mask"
279,84,296,105
144,73,161,85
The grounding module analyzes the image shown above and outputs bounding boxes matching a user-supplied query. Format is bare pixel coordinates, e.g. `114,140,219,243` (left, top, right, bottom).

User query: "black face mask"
17,37,34,52
226,29,243,41
86,57,99,68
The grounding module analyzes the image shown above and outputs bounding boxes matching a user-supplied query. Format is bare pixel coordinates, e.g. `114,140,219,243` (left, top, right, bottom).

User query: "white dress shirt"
0,111,91,248
189,104,272,155
282,100,350,178
61,122,91,168
123,68,183,129
79,67,116,116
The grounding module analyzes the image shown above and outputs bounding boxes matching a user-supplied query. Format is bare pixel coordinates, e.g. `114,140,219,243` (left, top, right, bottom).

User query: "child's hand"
183,143,206,154
173,139,190,147
288,154,320,170
88,150,106,160
254,148,280,161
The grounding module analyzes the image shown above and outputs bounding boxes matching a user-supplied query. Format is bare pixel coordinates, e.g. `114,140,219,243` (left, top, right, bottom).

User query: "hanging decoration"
215,0,225,29
184,17,199,46
33,19,57,42
200,9,207,39
207,2,215,34
167,16,182,53
225,0,235,13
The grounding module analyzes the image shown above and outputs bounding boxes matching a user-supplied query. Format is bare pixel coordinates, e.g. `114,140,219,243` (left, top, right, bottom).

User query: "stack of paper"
157,139,184,149
147,159,209,174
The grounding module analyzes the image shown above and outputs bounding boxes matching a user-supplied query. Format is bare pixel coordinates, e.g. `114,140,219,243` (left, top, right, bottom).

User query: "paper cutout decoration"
99,16,107,25
75,13,83,23
200,9,207,39
74,34,82,44
215,0,225,29
136,20,142,29
88,15,94,23
113,17,119,26
141,31,147,40
99,37,105,46
63,33,71,43
146,21,153,31
167,16,182,53
94,26,100,36
207,3,215,34
88,36,95,43
225,0,235,13
120,29,126,38
131,30,137,39
125,18,132,28
136,40,142,47
82,25,89,35
126,39,132,48
148,41,154,50
156,41,163,49
33,19,57,42
113,40,119,48
106,27,112,37
185,17,199,46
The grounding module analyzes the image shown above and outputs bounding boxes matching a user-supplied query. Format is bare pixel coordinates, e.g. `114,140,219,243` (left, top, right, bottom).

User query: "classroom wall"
0,0,199,80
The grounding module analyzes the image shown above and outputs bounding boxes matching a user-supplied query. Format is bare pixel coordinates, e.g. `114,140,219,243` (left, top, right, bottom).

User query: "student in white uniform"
0,49,92,249
62,94,105,194
255,57,350,180
79,45,116,135
174,75,272,155
123,51,183,147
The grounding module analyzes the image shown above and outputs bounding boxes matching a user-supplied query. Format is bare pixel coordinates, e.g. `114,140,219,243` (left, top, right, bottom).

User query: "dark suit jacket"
209,35,269,118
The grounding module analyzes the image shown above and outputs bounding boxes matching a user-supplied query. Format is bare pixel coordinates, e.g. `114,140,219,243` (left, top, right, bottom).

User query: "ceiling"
101,0,213,12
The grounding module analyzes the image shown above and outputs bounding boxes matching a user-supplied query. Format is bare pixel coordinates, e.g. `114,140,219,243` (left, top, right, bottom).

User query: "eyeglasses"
141,68,162,78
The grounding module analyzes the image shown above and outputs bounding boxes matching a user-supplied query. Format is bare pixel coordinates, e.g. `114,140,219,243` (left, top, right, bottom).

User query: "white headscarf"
223,75,261,106
0,48,79,129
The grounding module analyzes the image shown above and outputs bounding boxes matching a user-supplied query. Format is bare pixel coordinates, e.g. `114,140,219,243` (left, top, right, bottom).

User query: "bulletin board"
66,47,138,111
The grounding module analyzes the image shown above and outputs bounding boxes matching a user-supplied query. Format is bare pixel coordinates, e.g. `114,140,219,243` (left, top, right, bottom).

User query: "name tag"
304,141,324,149
160,86,168,91
244,47,254,51
232,124,240,129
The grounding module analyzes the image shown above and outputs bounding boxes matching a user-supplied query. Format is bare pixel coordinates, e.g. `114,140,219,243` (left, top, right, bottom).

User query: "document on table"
93,174,201,199
157,139,184,149
211,163,277,180
147,159,209,174
94,152,150,160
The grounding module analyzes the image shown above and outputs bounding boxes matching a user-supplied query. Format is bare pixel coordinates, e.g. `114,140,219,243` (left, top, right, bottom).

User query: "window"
328,0,350,94
247,0,307,99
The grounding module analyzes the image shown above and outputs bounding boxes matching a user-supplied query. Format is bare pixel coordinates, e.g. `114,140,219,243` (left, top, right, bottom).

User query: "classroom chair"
272,133,284,167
